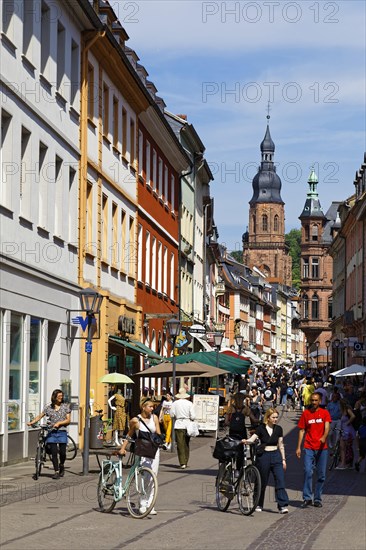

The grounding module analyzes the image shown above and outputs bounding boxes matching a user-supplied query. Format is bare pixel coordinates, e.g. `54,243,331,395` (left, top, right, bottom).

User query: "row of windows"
3,0,80,109
302,295,332,320
85,183,136,276
138,131,176,211
253,214,280,233
137,226,175,300
1,109,77,240
304,224,319,242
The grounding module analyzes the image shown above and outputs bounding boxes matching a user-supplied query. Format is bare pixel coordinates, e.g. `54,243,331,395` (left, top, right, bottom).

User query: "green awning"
167,351,250,375
109,336,163,361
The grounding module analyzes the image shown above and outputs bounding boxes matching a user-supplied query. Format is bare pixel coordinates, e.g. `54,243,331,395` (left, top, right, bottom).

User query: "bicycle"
32,424,77,480
97,445,158,518
215,439,261,516
328,428,343,471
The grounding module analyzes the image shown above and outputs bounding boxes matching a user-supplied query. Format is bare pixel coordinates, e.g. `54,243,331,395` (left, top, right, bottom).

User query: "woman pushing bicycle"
27,389,70,479
118,397,162,516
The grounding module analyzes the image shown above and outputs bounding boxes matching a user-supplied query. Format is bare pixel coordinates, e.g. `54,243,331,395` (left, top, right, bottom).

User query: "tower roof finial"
266,101,271,121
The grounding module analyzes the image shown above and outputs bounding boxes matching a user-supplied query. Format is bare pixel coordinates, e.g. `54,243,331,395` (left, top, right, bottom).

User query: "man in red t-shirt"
296,392,331,508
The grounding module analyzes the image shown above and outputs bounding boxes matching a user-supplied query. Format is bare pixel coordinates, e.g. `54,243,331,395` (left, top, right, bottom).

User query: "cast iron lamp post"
325,340,331,375
79,287,103,475
235,334,243,357
334,338,340,370
166,318,181,452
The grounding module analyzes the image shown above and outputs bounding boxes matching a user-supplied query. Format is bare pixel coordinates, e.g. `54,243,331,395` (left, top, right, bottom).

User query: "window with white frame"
56,21,66,92
68,166,77,243
38,142,48,229
20,126,32,220
163,246,167,294
170,252,174,299
2,0,15,42
54,155,63,237
23,0,34,61
146,141,151,185
40,1,51,78
137,224,143,281
138,131,143,176
151,237,156,289
157,241,162,292
152,149,157,190
145,230,151,285
311,257,319,279
158,158,163,196
164,166,168,202
1,110,13,210
170,174,175,212
70,39,79,107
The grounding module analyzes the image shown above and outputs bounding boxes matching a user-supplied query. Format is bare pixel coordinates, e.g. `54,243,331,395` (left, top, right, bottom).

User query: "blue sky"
117,0,366,251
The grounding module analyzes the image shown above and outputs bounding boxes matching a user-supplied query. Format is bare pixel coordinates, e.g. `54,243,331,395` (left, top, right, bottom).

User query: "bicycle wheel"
215,462,233,512
329,445,340,471
97,463,117,513
126,466,158,519
34,445,43,480
66,435,77,460
237,464,261,516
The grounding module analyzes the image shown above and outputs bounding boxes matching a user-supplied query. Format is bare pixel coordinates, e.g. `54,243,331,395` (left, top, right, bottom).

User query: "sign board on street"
188,324,207,335
193,394,219,431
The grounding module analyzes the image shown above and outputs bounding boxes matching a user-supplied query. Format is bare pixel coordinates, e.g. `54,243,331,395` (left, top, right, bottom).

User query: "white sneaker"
255,506,262,512
149,508,157,515
180,464,187,469
139,506,147,514
279,507,289,514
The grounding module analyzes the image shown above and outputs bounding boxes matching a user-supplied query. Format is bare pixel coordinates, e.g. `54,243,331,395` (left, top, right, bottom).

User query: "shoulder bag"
134,416,162,459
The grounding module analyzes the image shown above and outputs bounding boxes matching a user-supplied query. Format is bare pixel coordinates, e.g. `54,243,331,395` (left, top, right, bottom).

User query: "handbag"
134,416,162,459
186,420,199,437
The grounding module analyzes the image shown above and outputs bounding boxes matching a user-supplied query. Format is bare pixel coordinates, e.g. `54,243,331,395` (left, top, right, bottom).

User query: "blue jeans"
303,448,328,502
256,450,289,509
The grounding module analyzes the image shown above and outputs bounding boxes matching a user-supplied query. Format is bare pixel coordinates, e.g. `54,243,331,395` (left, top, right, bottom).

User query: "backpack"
286,387,294,396
263,389,273,401
229,411,246,436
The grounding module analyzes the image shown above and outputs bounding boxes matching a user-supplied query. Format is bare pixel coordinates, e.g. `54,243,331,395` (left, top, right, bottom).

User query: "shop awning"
109,336,163,361
166,351,250,375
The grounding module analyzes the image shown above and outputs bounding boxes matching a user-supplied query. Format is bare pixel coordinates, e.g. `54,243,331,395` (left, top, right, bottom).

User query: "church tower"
298,169,333,349
243,119,292,285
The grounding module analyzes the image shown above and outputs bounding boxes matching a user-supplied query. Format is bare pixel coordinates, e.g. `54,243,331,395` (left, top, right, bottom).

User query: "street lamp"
325,340,331,375
315,341,320,369
333,338,340,370
235,335,243,357
166,318,181,452
79,287,103,475
213,332,224,393
294,349,299,363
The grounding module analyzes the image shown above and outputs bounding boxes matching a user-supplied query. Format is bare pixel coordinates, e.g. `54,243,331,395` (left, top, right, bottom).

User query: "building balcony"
215,282,225,295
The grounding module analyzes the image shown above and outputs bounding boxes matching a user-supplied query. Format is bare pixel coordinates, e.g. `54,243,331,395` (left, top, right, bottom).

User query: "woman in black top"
243,407,289,513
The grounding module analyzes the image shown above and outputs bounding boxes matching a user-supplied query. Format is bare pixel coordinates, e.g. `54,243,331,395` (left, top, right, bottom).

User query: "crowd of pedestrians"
27,362,365,518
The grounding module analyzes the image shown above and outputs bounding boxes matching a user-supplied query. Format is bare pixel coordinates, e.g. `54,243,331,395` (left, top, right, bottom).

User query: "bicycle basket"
213,436,241,462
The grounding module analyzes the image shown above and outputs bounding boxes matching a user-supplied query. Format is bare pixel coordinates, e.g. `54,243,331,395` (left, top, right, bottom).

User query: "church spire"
249,117,283,205
299,168,325,219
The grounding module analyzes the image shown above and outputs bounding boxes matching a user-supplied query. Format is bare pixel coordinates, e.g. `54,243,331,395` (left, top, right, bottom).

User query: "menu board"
193,394,220,431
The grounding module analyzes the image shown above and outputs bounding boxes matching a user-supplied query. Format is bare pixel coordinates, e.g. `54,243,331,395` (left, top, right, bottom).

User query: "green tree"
285,228,301,289
230,250,244,264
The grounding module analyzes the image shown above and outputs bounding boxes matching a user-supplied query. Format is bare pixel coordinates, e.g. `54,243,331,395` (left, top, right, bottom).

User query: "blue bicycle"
97,449,158,518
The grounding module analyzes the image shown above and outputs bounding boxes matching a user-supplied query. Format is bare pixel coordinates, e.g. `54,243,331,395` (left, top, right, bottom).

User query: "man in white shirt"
170,388,196,469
